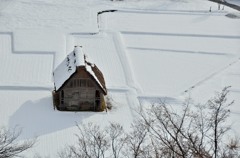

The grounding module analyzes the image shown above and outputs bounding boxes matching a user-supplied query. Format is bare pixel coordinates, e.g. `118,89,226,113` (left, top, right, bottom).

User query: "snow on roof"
53,46,85,90
86,64,105,91
53,46,107,94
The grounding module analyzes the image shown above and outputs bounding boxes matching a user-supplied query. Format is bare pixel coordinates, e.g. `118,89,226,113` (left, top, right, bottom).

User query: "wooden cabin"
52,46,107,111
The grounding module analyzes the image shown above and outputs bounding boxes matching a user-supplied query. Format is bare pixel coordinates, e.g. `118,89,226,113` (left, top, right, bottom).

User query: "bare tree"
207,86,234,158
59,87,239,158
107,123,127,158
59,123,127,158
0,126,35,158
138,86,238,158
70,123,109,158
60,121,150,158
139,100,193,158
123,121,151,158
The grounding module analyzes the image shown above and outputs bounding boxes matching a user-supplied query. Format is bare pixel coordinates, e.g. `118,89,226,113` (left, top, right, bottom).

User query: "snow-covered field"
0,0,240,157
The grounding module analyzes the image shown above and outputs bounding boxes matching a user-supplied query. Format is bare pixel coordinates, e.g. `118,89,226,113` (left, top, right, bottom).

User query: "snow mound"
225,12,240,18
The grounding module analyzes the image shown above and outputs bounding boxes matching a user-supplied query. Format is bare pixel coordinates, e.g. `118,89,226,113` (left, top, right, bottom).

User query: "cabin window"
88,80,94,87
66,79,95,88
77,79,81,87
69,81,73,88
80,79,86,87
61,90,64,104
95,90,100,98
74,80,77,87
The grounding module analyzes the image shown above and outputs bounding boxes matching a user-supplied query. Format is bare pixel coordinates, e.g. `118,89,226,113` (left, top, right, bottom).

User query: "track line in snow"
112,32,138,90
183,58,240,93
0,32,55,55
128,47,232,56
117,9,227,16
0,86,52,91
0,32,54,89
107,87,129,93
138,96,182,104
111,32,142,110
231,111,240,115
122,31,240,39
71,32,98,35
230,89,240,93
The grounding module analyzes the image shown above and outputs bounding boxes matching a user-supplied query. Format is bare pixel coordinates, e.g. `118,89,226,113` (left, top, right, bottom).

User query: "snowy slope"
0,0,239,157
227,0,240,6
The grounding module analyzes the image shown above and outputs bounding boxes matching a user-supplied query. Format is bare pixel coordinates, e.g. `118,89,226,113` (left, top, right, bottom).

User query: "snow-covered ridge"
227,0,240,6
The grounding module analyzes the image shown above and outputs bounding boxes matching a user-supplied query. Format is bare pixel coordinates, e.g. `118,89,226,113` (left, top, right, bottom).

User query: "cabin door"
95,90,100,111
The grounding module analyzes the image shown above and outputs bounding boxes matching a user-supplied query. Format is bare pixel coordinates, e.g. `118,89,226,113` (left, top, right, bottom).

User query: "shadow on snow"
9,96,94,140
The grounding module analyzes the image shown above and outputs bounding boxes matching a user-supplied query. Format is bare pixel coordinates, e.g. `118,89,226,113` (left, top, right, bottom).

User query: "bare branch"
0,126,35,158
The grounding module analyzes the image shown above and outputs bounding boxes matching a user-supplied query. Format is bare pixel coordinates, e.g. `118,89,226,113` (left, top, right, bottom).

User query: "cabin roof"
53,46,107,94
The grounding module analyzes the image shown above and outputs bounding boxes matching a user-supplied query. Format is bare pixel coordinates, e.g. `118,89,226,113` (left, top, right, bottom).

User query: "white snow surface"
0,0,240,157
